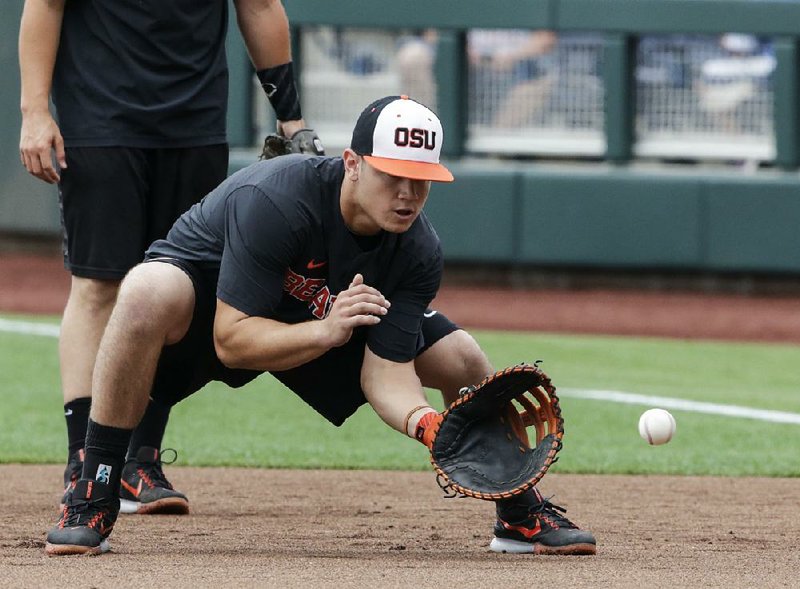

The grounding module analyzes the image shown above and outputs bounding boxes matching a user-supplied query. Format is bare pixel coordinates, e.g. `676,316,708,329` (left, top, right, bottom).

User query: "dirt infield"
2,253,800,587
2,466,799,588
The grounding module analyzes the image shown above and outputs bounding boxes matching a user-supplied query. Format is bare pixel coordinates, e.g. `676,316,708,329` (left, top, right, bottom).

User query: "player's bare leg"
415,329,493,404
60,277,119,404
58,277,118,503
91,262,195,427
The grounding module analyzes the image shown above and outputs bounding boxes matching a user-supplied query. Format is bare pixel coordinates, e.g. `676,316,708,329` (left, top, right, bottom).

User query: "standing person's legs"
46,261,197,556
60,279,119,406
57,145,227,511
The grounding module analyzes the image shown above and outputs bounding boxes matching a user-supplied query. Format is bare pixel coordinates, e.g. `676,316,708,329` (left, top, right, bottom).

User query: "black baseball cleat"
490,488,597,555
46,478,119,556
59,448,84,510
119,446,189,515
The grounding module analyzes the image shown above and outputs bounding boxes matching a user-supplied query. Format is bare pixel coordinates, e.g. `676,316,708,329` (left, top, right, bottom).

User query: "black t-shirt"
52,0,228,148
146,155,443,362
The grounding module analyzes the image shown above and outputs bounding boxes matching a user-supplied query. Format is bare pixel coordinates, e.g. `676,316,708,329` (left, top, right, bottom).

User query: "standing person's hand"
275,118,325,156
277,119,306,139
20,109,66,184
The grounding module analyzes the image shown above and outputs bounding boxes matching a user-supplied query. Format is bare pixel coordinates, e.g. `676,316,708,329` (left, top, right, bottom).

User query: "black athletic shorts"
59,144,228,279
148,258,460,426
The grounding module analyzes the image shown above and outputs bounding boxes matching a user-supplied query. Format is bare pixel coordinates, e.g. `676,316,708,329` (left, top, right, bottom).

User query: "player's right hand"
322,273,390,347
19,110,66,184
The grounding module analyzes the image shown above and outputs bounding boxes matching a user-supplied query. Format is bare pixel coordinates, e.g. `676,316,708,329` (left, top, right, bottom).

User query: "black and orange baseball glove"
420,363,564,500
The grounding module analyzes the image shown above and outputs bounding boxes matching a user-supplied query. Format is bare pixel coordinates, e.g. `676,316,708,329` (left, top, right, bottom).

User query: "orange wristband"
414,411,443,449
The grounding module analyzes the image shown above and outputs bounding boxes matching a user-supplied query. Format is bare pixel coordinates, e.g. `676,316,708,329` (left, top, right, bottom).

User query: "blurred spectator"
397,29,558,127
697,33,775,131
317,27,390,75
395,30,439,110
636,35,697,91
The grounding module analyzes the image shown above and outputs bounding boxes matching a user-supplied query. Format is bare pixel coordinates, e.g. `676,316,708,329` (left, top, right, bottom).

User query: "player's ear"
342,149,360,181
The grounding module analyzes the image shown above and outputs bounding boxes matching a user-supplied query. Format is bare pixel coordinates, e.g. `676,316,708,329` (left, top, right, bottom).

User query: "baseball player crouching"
45,96,596,556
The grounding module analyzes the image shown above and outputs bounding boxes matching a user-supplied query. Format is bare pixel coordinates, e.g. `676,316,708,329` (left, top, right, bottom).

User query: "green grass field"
1,312,799,477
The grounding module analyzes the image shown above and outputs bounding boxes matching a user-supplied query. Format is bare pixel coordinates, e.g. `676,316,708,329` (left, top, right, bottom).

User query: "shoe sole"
490,537,597,555
45,538,110,556
119,497,190,515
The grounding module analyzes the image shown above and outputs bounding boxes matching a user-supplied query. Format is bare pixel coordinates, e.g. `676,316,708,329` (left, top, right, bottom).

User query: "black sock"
496,487,543,517
82,418,132,493
127,398,172,460
64,397,92,458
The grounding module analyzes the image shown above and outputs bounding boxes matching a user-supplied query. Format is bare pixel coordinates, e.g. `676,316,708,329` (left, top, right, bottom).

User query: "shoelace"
61,495,107,528
529,496,578,529
138,448,178,489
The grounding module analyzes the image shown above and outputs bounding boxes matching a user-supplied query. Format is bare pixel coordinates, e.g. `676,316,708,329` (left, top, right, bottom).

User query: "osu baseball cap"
351,95,454,182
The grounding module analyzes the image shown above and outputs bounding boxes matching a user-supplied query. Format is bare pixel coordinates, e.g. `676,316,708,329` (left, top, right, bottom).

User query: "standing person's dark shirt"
52,0,228,147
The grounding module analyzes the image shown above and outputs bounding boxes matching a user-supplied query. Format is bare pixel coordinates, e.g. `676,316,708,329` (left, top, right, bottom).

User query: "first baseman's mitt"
424,363,564,501
259,128,325,160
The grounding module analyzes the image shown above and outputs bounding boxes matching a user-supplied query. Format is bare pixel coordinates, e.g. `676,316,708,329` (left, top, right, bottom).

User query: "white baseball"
638,408,676,445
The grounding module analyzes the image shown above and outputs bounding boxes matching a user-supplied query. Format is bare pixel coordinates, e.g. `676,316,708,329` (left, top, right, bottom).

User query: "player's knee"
448,329,493,381
419,329,493,402
115,263,193,336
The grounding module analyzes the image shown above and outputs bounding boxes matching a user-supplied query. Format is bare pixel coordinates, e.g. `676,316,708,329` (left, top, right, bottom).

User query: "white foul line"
0,318,60,338
2,317,799,425
559,388,800,425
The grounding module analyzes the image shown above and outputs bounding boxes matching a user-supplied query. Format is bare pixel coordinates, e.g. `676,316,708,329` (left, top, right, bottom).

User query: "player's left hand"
319,274,390,347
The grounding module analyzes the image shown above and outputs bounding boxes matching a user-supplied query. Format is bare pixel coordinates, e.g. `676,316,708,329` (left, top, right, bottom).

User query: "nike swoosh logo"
423,310,438,318
64,409,73,416
307,260,327,270
120,478,143,498
499,517,542,538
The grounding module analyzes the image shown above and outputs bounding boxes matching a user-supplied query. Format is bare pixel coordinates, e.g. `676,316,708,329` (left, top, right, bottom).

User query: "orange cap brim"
363,155,454,182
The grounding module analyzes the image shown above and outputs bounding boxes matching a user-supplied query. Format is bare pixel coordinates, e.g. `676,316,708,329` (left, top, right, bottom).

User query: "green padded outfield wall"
516,169,704,268
705,178,800,272
422,165,518,262
419,163,800,273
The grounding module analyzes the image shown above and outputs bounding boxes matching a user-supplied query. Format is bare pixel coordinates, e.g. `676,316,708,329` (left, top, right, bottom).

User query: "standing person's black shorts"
59,145,229,279
147,257,460,426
